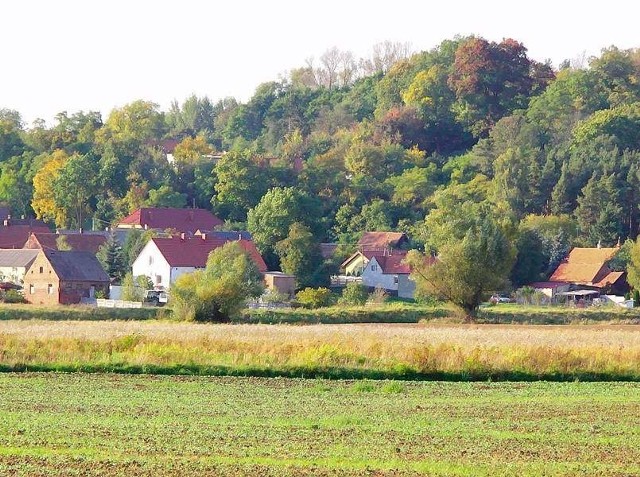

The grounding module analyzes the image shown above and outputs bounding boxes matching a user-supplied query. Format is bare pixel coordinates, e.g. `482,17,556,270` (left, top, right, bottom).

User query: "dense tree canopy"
2,38,640,289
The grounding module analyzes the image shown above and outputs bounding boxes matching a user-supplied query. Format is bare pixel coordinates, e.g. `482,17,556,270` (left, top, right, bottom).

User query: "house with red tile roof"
360,250,430,299
132,235,267,289
116,208,223,234
0,221,51,249
23,232,107,254
540,246,627,295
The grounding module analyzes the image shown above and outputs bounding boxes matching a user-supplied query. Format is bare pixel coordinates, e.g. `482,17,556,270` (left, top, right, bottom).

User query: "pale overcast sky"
2,0,639,125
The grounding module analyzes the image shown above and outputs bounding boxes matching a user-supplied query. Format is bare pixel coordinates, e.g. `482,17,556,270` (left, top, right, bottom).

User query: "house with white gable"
132,234,267,289
361,251,417,299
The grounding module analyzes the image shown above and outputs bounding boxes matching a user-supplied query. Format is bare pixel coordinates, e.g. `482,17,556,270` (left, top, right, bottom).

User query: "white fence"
96,299,143,309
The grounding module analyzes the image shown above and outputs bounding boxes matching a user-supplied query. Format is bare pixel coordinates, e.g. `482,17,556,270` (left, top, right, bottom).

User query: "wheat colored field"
1,320,639,379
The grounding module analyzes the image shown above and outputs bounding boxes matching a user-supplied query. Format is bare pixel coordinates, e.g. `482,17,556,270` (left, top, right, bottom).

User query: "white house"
361,253,416,299
132,235,267,289
0,249,39,284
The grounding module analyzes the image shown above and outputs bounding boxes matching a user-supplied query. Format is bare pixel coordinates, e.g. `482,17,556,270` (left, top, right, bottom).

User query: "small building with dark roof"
0,221,51,249
23,250,110,305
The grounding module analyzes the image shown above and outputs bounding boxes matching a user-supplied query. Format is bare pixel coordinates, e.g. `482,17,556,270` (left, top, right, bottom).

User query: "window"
393,276,399,284
39,266,43,273
48,284,54,295
148,255,154,265
155,275,162,284
29,284,34,294
371,264,378,271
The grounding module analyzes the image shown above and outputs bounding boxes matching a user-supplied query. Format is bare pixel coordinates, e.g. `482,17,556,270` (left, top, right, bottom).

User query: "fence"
96,299,143,309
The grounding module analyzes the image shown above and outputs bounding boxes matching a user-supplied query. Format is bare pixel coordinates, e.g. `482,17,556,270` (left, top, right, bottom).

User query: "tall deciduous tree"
407,217,514,319
275,222,326,288
171,241,264,322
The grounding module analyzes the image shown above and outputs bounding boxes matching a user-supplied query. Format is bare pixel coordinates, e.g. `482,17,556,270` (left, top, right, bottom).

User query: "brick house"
23,250,110,305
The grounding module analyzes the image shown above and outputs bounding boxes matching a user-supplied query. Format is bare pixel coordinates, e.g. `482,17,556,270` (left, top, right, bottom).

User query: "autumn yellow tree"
31,149,69,226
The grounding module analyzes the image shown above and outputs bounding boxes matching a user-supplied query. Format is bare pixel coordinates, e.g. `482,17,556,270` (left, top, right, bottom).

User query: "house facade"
23,250,110,305
361,253,416,299
132,235,267,289
0,249,39,284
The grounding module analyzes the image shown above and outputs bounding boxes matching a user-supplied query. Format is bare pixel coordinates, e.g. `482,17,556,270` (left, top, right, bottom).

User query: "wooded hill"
1,36,640,286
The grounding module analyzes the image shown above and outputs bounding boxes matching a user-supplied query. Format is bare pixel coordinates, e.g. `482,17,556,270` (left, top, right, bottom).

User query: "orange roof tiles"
358,232,407,250
118,208,223,234
549,247,619,284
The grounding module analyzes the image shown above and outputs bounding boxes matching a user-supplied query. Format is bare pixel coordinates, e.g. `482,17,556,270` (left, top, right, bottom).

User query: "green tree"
97,234,126,282
121,272,151,302
575,173,625,246
145,185,187,208
626,238,640,292
52,152,97,228
407,217,514,319
339,282,369,306
275,222,325,288
247,187,321,267
171,241,264,322
213,149,270,221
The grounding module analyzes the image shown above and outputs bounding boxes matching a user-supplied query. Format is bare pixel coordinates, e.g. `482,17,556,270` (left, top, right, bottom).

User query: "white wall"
361,258,398,291
0,266,27,284
170,266,198,285
131,241,171,289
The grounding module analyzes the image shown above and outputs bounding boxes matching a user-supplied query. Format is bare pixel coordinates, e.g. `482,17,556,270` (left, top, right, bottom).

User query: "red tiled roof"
0,225,51,249
118,208,223,233
151,236,267,273
320,243,338,259
358,231,407,250
25,233,107,254
550,247,619,284
593,271,625,288
373,254,410,274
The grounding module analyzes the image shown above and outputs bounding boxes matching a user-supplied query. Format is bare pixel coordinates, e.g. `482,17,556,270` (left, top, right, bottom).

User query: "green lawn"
0,374,638,476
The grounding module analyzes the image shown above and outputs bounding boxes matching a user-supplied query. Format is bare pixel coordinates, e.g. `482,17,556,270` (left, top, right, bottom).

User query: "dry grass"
1,321,639,380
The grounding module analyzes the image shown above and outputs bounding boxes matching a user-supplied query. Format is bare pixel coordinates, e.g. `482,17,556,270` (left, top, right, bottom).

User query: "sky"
2,0,639,126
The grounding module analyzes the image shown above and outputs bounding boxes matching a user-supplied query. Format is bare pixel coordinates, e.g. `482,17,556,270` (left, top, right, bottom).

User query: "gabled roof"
40,250,110,282
593,271,625,288
549,247,619,284
117,208,223,234
358,231,408,250
341,249,407,269
0,224,51,249
150,236,267,273
25,233,107,254
0,249,39,268
370,254,411,274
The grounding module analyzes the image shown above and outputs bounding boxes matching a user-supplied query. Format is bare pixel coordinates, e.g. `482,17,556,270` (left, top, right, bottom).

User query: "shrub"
1,290,27,304
296,287,333,309
339,282,368,306
366,286,388,305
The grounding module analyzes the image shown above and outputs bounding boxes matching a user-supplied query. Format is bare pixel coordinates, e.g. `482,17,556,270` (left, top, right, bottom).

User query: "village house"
531,246,627,299
23,250,110,305
0,249,39,284
116,207,223,234
360,251,418,299
132,235,267,289
0,219,50,249
23,231,107,254
340,232,411,277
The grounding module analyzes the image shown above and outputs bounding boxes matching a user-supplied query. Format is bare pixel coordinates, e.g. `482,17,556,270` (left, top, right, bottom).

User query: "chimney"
20,215,24,220
597,240,602,249
238,233,242,241
144,224,148,230
3,219,8,226
201,233,206,240
79,228,83,234
180,233,185,240
7,214,11,220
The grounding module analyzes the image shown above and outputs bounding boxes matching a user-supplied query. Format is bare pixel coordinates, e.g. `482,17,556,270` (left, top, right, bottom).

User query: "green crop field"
0,374,637,476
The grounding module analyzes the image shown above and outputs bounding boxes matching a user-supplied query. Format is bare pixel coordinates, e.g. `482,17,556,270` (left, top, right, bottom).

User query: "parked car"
144,290,168,306
490,294,511,303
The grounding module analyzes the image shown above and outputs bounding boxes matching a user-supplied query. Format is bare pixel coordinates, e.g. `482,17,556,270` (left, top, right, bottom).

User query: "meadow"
1,320,639,380
0,374,637,476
